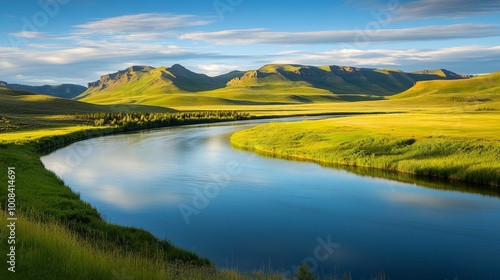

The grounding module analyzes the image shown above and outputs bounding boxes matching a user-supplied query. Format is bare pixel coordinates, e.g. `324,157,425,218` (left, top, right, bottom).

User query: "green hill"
411,69,471,79
0,88,174,115
390,71,500,110
77,64,467,106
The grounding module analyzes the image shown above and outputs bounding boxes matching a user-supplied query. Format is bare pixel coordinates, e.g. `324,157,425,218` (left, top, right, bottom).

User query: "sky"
1,0,500,86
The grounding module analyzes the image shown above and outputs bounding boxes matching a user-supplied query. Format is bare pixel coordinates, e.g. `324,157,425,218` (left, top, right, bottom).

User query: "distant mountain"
81,65,242,96
226,64,466,95
78,64,469,105
1,82,87,99
412,69,472,79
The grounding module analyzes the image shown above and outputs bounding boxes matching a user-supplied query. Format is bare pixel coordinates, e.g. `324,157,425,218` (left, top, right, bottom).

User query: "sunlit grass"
0,126,101,143
232,113,500,186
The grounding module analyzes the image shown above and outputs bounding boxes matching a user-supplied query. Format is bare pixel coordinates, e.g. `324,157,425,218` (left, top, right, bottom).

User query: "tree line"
74,111,251,130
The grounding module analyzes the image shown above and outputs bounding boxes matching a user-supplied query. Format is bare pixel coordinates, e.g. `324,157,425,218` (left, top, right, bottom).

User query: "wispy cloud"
0,43,191,66
395,0,500,21
10,31,49,39
180,24,500,45
75,13,211,36
8,13,213,45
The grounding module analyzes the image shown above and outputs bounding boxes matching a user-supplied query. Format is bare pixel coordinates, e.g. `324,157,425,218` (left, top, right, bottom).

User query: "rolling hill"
1,81,87,99
390,71,500,110
77,64,468,106
0,87,174,115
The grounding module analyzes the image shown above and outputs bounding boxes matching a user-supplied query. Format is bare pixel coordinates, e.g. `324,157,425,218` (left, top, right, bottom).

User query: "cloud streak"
180,24,500,45
75,13,211,35
395,0,500,21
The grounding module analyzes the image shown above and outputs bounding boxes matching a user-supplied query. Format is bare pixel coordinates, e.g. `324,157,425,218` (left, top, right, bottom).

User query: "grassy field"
0,88,176,142
230,72,500,187
232,112,499,186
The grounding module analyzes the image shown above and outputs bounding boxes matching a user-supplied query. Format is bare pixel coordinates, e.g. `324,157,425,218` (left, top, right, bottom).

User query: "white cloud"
0,43,192,67
180,24,500,45
10,31,49,39
272,45,500,67
75,13,211,36
196,64,240,76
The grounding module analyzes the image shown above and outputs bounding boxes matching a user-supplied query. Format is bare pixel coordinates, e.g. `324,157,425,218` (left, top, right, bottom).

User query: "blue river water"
41,118,500,279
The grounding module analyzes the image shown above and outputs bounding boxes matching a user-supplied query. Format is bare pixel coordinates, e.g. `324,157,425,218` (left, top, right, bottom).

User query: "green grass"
0,88,178,142
231,113,500,186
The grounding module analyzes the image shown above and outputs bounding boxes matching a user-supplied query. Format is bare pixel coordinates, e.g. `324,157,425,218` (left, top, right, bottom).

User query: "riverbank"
231,113,500,187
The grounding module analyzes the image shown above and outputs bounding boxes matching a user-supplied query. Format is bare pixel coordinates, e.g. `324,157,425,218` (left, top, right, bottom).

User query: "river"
41,118,500,279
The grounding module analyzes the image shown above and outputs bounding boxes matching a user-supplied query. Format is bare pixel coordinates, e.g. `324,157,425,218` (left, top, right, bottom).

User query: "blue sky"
1,0,500,85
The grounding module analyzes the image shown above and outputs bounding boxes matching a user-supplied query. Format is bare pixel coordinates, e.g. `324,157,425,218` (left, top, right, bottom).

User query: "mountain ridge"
0,81,87,99
77,63,471,105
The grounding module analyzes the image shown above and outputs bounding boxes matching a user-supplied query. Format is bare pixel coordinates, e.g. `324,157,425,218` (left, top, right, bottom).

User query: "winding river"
41,118,500,279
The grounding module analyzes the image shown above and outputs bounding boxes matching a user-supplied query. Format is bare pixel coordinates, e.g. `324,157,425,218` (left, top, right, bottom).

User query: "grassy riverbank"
231,113,500,187
0,111,282,279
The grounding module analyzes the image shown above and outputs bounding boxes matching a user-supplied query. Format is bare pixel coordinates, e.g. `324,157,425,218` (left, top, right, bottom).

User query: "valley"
1,63,499,280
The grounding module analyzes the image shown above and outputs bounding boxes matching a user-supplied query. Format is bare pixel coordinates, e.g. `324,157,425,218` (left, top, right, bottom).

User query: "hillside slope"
390,71,500,110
